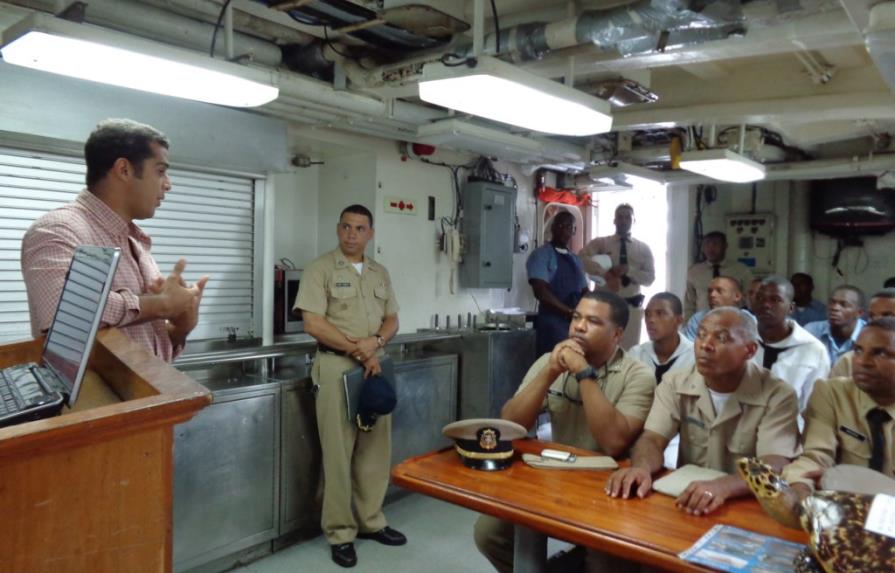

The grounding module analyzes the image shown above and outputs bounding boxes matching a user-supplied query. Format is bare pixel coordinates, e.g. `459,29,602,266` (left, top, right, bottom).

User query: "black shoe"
357,526,407,546
331,543,357,568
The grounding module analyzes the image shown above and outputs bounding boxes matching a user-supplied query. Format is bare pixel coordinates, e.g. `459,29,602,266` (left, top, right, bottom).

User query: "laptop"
0,245,121,428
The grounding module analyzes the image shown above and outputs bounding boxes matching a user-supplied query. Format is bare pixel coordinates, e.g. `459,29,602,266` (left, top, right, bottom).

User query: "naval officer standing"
296,204,405,568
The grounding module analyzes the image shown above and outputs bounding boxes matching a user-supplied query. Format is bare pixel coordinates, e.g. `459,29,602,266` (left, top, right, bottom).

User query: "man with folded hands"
474,289,655,572
606,307,800,516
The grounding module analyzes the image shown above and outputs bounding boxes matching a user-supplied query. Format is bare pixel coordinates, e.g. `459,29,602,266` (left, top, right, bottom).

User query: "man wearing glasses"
526,211,589,356
474,290,655,572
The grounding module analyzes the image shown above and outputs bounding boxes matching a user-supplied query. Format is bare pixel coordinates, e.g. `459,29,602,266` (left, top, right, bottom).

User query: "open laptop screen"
42,246,121,406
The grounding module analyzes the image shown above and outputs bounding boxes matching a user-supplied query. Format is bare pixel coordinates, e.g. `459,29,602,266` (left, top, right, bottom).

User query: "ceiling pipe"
461,0,745,60
5,0,283,66
613,92,895,131
140,0,315,45
662,153,895,184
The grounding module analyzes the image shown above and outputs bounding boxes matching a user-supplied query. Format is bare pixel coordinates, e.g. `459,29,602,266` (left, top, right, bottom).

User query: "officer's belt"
317,344,350,356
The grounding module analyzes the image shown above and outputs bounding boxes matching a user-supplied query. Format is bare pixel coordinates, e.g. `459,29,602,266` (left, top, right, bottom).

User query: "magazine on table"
679,524,807,573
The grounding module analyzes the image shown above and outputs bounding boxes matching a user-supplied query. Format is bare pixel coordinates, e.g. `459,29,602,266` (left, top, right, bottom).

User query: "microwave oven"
274,268,304,334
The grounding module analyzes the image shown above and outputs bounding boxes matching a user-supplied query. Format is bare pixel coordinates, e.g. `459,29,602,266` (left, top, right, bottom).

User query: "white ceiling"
1,0,894,167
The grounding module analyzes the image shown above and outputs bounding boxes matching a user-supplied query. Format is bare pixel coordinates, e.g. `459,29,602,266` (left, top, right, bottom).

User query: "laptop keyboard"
0,368,23,415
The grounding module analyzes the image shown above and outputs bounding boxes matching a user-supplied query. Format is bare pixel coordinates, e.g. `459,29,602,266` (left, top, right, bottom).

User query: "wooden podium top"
0,328,212,460
392,439,808,573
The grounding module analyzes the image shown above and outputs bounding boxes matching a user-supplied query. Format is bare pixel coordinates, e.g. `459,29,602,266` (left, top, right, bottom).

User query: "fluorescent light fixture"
679,148,766,183
1,12,279,107
588,161,666,193
416,119,587,163
418,56,612,136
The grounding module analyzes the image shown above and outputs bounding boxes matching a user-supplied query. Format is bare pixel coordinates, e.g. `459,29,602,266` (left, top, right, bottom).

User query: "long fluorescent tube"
1,12,279,108
679,148,766,183
418,56,612,136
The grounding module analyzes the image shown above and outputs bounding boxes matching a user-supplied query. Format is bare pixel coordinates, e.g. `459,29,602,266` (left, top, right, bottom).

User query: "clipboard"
343,355,395,423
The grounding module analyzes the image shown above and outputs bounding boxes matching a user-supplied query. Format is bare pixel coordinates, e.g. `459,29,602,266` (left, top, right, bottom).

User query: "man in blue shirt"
790,272,827,326
526,211,588,356
805,285,866,365
682,276,753,341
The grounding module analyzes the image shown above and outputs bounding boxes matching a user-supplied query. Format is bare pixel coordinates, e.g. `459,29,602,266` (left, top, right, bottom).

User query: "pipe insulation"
464,0,745,60
41,0,284,66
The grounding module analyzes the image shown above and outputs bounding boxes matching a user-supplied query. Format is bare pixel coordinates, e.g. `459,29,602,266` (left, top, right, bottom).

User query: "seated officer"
474,289,655,573
830,289,895,377
606,308,800,516
780,318,895,510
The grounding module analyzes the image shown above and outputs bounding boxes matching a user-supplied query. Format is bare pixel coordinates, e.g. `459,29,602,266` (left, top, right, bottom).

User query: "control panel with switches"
725,213,776,274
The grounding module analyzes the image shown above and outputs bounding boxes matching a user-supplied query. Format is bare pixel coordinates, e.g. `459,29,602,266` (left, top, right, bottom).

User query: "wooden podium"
0,328,212,573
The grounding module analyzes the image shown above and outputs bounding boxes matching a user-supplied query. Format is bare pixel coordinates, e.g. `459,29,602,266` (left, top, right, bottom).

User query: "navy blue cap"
356,373,396,432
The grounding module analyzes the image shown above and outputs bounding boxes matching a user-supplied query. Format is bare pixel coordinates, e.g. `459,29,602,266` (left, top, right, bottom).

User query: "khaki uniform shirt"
684,259,753,318
516,349,655,452
645,362,800,474
782,377,895,488
578,234,655,298
295,249,399,339
830,351,853,378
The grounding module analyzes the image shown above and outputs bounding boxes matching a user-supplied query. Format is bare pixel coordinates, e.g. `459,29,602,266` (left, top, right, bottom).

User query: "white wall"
0,62,289,173
280,128,538,333
686,179,895,303
272,168,319,269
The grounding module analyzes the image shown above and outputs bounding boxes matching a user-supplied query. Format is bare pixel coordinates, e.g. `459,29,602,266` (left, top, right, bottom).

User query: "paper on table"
652,464,727,497
865,494,895,539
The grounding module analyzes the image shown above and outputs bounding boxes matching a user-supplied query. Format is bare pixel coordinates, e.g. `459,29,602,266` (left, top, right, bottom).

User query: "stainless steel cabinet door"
173,387,280,571
390,355,458,468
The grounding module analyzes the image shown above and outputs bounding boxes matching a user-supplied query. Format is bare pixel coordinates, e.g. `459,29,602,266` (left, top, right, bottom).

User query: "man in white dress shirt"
579,204,655,349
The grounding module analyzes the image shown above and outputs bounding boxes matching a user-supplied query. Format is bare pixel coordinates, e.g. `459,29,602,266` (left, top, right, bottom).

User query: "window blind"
0,147,256,343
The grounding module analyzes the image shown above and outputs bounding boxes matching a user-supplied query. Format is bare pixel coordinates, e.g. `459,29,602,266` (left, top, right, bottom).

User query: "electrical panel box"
460,182,517,289
725,213,776,274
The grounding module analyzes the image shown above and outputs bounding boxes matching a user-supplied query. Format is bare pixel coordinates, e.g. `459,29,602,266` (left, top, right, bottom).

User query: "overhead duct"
463,0,746,61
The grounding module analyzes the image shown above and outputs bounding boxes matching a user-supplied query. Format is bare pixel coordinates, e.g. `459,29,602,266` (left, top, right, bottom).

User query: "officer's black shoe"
331,543,357,568
357,526,407,546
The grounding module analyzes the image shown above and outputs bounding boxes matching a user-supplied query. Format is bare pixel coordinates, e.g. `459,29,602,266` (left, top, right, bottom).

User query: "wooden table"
392,440,808,573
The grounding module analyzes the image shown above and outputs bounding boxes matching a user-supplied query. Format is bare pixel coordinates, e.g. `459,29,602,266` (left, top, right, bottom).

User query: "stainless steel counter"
172,336,462,573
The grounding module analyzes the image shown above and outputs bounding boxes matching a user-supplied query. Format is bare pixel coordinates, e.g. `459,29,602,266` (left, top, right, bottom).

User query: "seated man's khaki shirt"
645,362,800,474
829,351,853,378
516,349,655,451
782,377,895,489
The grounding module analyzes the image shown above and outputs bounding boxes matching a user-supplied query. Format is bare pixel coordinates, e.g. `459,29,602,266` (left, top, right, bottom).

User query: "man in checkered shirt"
21,119,208,362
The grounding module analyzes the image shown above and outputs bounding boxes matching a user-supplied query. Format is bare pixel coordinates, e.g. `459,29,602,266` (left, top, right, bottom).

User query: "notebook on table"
0,245,120,428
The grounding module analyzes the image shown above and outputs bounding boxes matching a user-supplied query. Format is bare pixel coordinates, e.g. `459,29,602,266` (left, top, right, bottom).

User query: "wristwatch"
375,335,386,348
574,366,599,382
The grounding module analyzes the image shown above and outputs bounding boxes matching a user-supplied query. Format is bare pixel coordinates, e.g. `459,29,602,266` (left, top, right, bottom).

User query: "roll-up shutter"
0,147,256,343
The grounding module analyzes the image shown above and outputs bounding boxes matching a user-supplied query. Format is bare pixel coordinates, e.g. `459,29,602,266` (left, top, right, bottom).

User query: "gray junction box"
460,182,517,289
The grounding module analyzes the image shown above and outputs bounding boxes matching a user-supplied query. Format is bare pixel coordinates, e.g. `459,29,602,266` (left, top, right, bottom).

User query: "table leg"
513,524,547,573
